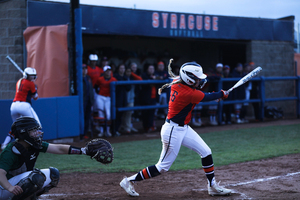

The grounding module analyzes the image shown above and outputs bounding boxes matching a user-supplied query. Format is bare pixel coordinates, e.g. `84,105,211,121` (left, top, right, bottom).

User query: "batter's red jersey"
95,76,117,97
13,79,37,104
167,82,205,125
87,66,103,86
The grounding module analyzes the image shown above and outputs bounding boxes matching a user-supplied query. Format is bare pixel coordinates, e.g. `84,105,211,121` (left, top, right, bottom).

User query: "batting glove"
221,89,229,99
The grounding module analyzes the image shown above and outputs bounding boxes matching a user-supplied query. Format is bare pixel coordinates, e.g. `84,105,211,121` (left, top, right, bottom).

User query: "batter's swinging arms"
120,59,231,197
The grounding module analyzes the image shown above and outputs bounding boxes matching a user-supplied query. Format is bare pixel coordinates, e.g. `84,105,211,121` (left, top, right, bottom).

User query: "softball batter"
120,59,231,197
1,67,41,150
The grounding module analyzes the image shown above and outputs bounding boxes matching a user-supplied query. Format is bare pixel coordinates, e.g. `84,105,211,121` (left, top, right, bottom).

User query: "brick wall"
248,40,296,117
0,0,26,99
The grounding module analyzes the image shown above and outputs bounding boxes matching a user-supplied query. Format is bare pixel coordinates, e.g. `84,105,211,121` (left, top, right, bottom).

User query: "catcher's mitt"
84,138,113,164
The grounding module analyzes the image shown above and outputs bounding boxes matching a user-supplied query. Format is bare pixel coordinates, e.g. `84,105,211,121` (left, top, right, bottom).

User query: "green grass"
36,123,300,173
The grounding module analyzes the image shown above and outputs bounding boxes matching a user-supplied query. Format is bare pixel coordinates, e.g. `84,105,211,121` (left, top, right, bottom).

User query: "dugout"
0,0,296,141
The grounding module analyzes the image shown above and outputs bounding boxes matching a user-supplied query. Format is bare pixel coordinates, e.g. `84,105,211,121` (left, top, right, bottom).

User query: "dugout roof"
28,1,294,42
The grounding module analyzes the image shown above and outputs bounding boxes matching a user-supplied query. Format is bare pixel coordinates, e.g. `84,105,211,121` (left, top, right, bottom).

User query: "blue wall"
27,1,294,42
0,96,80,142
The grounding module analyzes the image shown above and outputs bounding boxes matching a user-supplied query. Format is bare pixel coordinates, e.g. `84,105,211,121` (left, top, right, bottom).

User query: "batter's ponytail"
158,58,182,95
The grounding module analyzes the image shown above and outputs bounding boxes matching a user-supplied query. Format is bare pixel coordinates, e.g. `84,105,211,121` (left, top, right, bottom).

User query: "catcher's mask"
11,117,43,149
179,62,207,86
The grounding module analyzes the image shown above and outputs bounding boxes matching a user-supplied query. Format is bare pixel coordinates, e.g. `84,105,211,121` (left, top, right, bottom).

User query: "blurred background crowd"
81,52,262,140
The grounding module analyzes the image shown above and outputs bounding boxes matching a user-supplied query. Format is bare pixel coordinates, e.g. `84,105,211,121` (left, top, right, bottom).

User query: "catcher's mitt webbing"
85,138,114,164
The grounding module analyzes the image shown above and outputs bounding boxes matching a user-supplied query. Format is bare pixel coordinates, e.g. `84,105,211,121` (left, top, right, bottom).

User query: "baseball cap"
223,65,230,70
103,65,111,72
216,63,223,68
89,54,98,61
236,63,243,68
157,61,164,65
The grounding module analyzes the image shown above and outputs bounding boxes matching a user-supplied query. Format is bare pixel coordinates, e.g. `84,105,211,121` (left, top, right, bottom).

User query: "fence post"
218,78,223,124
110,81,116,134
297,76,300,118
260,76,265,121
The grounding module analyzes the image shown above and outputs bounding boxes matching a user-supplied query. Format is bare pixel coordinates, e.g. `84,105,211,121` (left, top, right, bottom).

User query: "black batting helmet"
11,117,43,149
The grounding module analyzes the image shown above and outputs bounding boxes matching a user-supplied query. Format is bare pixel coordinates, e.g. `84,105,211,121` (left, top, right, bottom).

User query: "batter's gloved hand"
82,138,114,164
221,89,229,100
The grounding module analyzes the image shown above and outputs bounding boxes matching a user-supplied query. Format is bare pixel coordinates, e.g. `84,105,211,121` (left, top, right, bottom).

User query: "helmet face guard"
11,117,43,149
24,128,43,149
198,79,207,89
28,75,37,81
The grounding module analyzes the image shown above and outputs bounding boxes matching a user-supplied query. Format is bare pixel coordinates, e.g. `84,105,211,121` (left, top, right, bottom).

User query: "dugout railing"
110,76,300,130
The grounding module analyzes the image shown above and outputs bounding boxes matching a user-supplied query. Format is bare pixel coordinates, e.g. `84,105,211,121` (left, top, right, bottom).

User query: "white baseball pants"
96,95,111,120
155,120,211,173
10,101,41,125
0,168,52,200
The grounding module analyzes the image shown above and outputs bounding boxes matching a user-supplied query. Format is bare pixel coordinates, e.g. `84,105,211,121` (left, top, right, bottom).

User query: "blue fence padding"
0,96,80,142
56,97,79,138
110,76,300,125
32,98,57,140
0,100,13,142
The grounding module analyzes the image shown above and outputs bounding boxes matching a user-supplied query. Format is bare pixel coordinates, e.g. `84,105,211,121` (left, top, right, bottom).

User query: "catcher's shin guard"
35,167,60,197
49,167,60,187
12,169,46,200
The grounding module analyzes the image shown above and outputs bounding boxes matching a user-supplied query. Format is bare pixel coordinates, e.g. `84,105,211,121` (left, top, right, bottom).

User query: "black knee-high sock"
201,155,215,186
134,165,161,181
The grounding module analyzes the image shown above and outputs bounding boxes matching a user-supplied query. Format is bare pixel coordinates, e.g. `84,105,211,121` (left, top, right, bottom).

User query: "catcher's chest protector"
12,143,40,171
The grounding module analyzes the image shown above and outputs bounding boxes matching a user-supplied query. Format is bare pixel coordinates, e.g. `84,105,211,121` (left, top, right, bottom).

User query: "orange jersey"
95,76,117,97
87,66,103,86
13,79,37,104
167,82,205,125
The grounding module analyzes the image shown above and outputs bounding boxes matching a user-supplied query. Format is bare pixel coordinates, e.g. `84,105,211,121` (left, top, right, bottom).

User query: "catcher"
0,117,113,200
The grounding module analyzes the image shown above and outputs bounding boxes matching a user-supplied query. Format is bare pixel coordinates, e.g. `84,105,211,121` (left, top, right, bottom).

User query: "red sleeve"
131,72,142,80
191,90,205,104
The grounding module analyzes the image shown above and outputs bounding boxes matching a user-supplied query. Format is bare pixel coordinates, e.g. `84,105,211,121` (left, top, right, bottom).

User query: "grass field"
36,123,300,173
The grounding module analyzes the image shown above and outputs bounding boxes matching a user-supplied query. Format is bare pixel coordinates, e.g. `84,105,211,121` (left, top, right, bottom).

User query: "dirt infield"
41,118,300,200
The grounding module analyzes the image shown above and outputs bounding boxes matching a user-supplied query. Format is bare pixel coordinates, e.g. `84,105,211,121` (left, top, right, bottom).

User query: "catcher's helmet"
23,67,37,80
11,117,43,149
179,62,207,86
